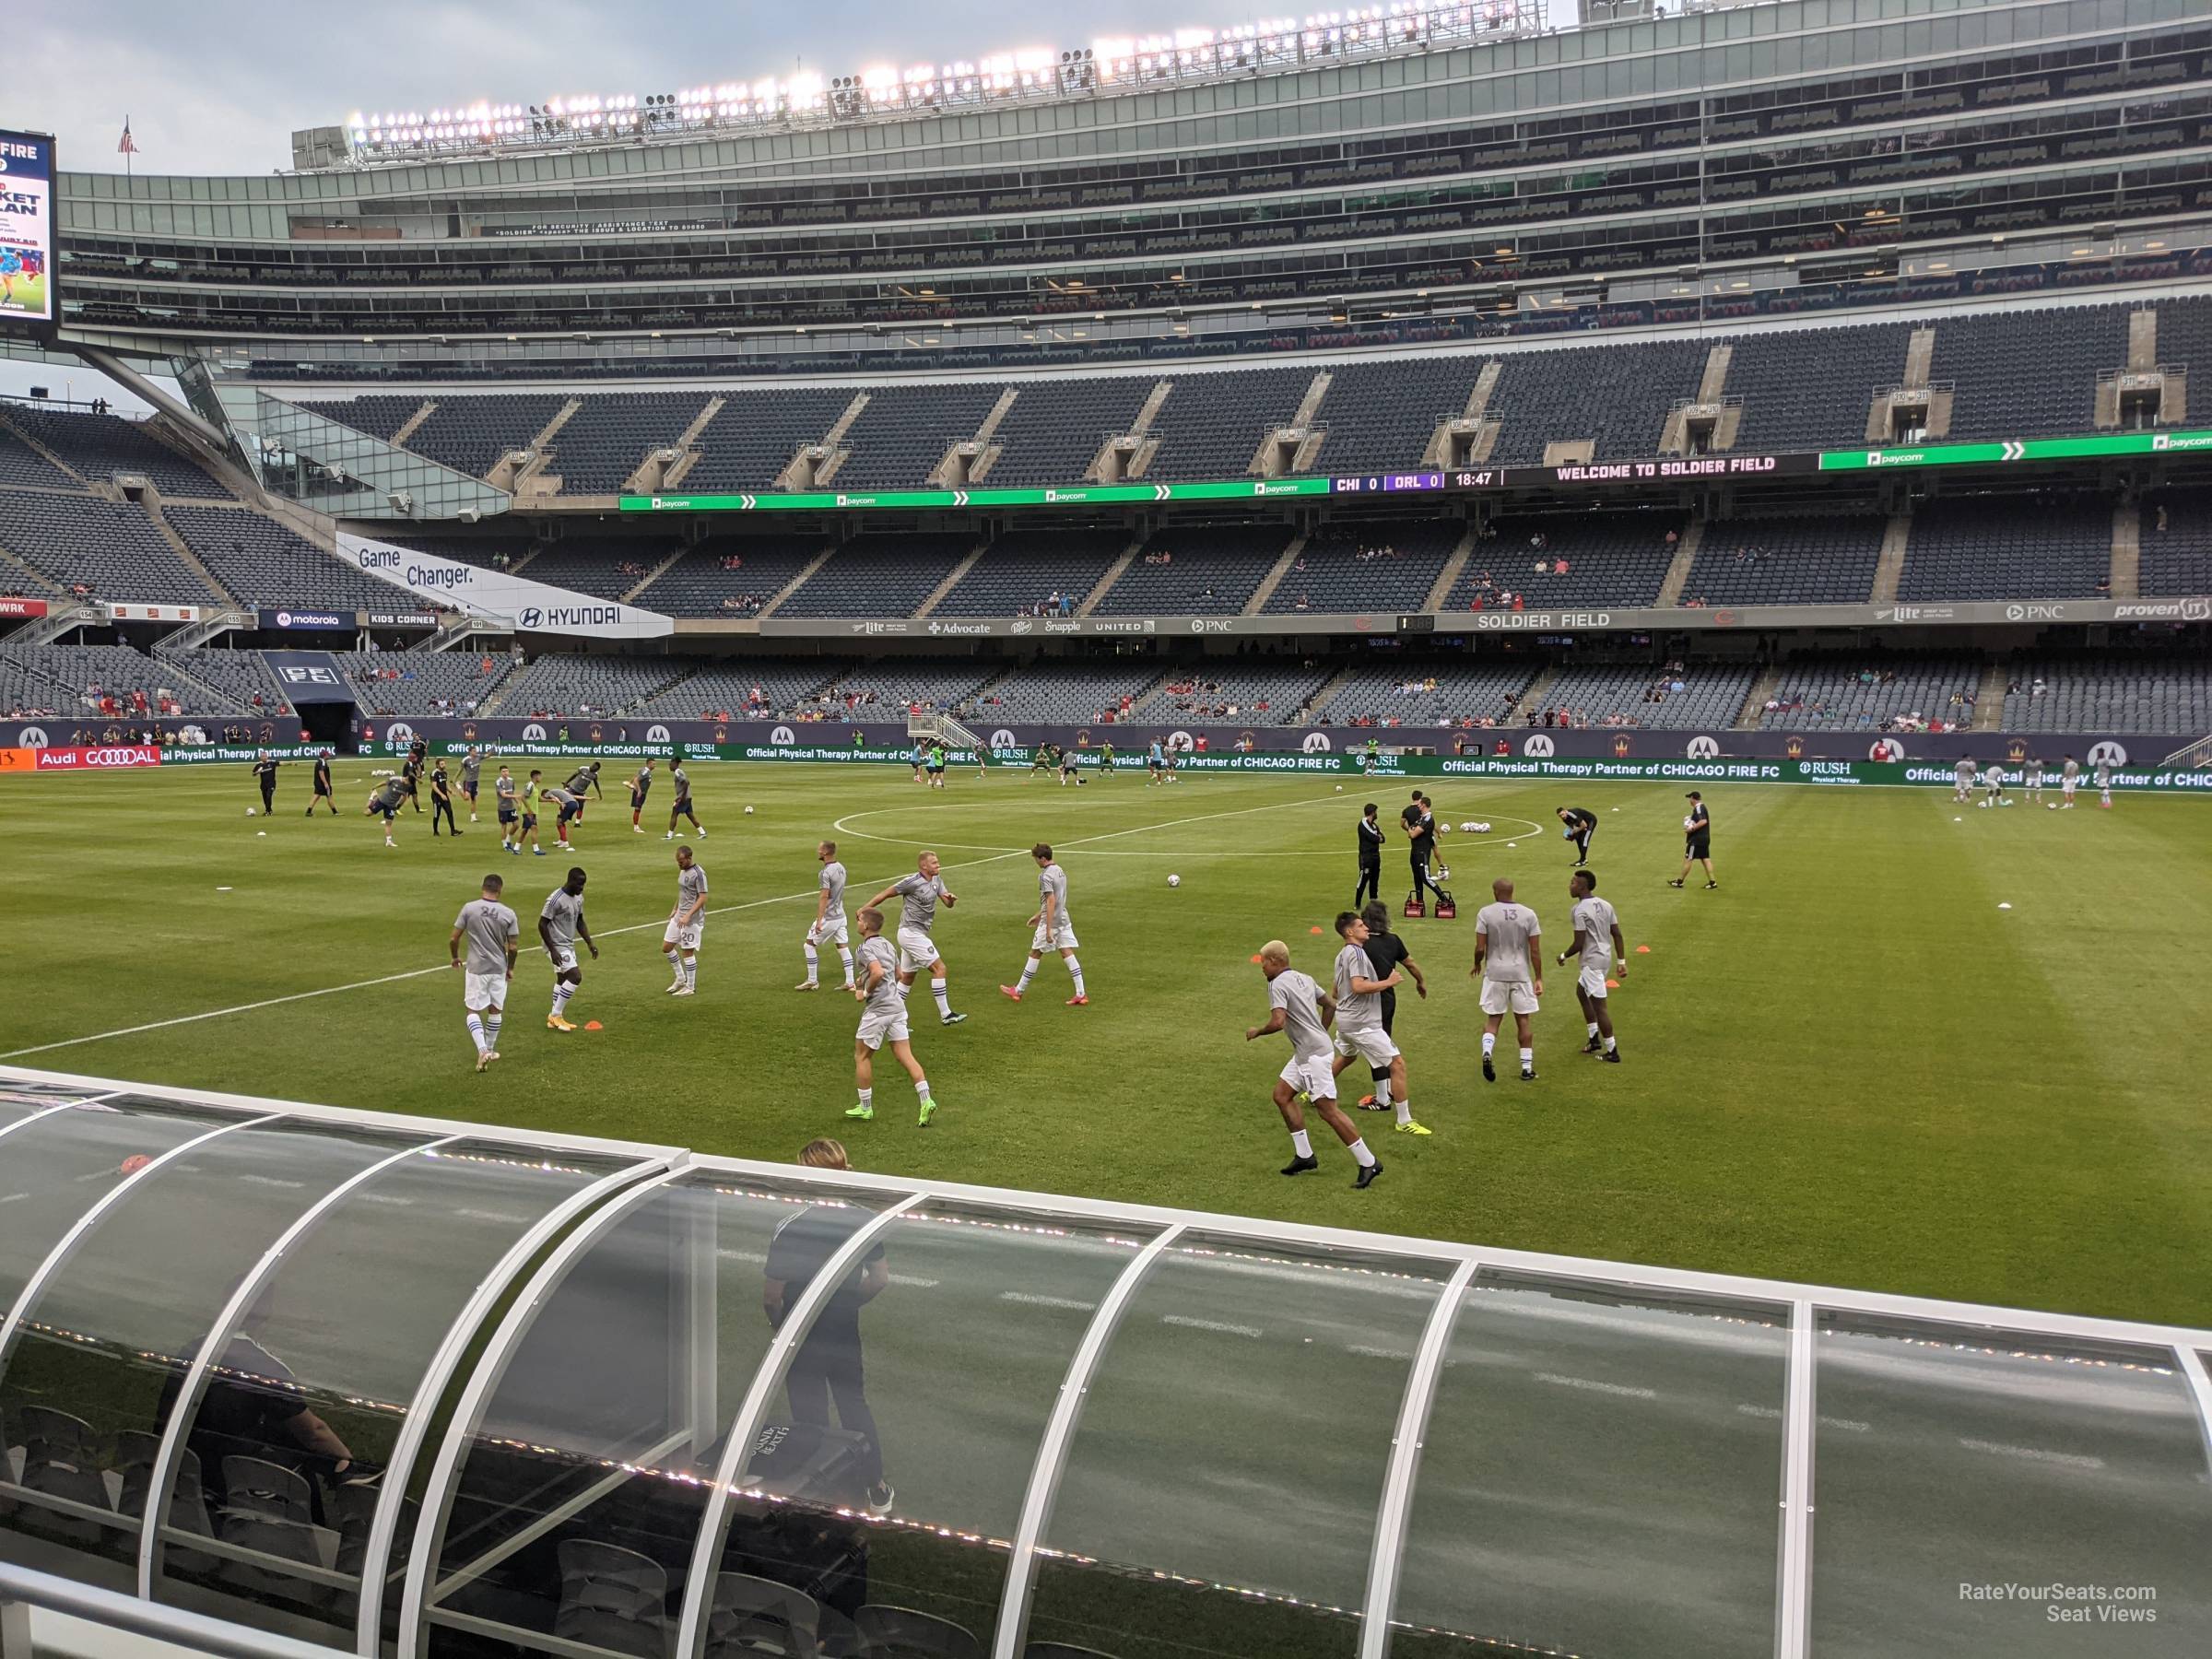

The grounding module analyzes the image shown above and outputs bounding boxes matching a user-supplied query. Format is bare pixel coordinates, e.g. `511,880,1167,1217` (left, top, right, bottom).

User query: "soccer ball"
1683,815,1697,830
245,806,256,817
1474,820,1491,833
1334,784,1343,792
744,806,755,816
1167,874,1182,888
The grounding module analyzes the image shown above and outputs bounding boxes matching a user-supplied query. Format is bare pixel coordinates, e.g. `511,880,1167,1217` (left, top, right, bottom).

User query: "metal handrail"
0,1560,347,1659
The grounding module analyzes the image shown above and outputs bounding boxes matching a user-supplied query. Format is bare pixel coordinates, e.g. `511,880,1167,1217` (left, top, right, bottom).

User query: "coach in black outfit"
1355,803,1384,908
1556,805,1597,866
1400,794,1437,905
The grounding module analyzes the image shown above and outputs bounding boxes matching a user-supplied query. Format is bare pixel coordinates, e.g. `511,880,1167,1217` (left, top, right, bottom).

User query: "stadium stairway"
1654,523,1704,608
1076,537,1147,618
754,541,842,619
912,539,993,619
1971,664,2008,730
1735,664,1784,729
1870,515,1912,605
388,400,439,448
0,540,64,597
0,412,88,486
1515,661,1564,720
1243,534,1310,615
1299,664,1360,723
2111,501,2141,599
141,500,236,606
155,654,256,714
622,544,692,605
1421,525,1480,612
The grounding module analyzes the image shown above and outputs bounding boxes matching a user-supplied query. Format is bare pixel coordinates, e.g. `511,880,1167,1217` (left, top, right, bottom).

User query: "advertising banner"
4,745,165,771
260,608,351,631
0,130,56,328
259,650,358,704
363,610,440,628
0,596,48,618
337,532,675,640
105,603,200,623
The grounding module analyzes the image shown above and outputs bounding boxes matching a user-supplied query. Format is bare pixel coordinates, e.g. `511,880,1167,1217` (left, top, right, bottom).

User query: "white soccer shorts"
548,947,579,975
1479,980,1540,1016
1333,1026,1400,1068
664,918,704,953
1578,960,1610,998
1277,1053,1335,1100
856,1003,912,1051
1030,920,1079,954
2063,780,2078,795
463,972,509,1012
896,925,942,974
808,912,850,947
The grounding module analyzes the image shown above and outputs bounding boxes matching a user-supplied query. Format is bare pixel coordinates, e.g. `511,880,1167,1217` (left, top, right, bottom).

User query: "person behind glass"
1355,802,1384,909
158,1317,358,1524
765,1139,895,1516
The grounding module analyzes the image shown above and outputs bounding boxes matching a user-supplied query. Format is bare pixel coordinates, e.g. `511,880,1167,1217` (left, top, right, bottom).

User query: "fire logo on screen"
1868,738,1905,762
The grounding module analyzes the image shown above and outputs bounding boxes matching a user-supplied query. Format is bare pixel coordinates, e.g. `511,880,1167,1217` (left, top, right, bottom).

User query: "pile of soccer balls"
1459,819,1492,833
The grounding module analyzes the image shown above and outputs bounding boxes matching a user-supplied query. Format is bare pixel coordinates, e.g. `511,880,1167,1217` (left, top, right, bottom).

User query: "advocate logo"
1613,735,1633,758
1685,735,1721,759
1784,735,1805,759
1523,734,1555,758
2006,738,2029,762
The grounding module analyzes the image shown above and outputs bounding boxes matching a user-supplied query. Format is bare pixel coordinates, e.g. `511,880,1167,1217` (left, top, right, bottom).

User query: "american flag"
118,121,139,156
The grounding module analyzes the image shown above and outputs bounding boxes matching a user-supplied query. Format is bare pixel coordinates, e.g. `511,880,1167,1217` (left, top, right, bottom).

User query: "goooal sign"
338,532,674,640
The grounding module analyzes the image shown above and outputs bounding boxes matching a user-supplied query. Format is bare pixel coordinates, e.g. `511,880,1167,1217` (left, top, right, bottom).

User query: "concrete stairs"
141,500,237,606
755,539,843,619
1734,663,1783,729
1088,382,1172,482
1870,514,1912,604
0,409,89,485
913,537,993,619
1514,662,1563,721
2110,502,2141,599
0,541,65,595
780,394,872,490
1297,663,1359,724
1903,327,1937,387
389,400,440,448
1077,536,1146,618
1971,662,2007,731
1654,523,1703,608
623,544,693,605
155,654,256,713
626,396,726,495
1242,533,1309,616
932,388,1021,486
493,399,585,497
1422,525,1478,612
155,610,255,653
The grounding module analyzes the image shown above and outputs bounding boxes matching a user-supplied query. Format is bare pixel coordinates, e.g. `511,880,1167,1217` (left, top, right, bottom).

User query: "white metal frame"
6,1067,2212,1659
671,1194,925,1659
1354,1256,1481,1659
990,1223,1185,1659
135,1134,464,1598
0,1092,126,1147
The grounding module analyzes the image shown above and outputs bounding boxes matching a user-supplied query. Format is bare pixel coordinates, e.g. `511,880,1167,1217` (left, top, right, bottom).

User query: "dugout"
0,1067,2206,1659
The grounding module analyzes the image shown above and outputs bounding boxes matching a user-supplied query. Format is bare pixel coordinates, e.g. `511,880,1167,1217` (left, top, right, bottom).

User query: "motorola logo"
771,725,796,745
990,728,1016,750
645,724,671,744
1300,732,1334,753
17,725,47,748
523,724,547,740
1522,735,1555,758
2086,741,2128,768
1686,735,1721,759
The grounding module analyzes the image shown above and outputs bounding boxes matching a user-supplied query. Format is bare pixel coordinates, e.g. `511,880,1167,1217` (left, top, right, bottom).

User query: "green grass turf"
3,760,2208,1327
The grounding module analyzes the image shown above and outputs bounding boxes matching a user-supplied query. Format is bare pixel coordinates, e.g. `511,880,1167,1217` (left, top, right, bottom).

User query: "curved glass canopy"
2,1065,2207,1659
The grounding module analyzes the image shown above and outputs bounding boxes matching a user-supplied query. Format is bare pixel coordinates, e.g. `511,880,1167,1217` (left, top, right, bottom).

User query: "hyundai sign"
338,532,675,640
0,132,56,330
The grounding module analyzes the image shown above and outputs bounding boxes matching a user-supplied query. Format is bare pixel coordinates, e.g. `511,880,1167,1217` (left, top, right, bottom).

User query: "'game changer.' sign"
338,532,675,640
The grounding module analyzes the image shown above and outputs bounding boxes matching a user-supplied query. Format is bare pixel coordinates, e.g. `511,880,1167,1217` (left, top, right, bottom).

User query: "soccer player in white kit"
1329,912,1426,1136
1000,843,1088,1006
2060,754,2080,806
1245,941,1382,1186
797,840,854,991
2095,757,2114,807
1953,757,1977,803
846,907,937,1126
663,845,708,995
2024,757,2044,801
449,875,520,1072
1558,869,1625,1062
1473,877,1544,1083
538,866,597,1031
1978,762,2006,808
865,852,967,1025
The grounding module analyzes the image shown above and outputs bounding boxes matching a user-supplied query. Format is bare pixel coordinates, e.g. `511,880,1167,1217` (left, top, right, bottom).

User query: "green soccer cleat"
843,1102,874,1121
1394,1120,1433,1136
917,1100,937,1128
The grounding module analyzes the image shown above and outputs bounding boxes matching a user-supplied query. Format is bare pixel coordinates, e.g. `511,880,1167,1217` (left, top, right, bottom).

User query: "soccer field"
4,759,2208,1326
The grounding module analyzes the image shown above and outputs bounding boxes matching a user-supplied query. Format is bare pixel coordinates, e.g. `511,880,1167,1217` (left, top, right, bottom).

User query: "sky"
6,0,1301,178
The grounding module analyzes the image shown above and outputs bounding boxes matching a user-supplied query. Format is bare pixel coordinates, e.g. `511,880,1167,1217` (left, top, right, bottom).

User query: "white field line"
6,792,1346,1059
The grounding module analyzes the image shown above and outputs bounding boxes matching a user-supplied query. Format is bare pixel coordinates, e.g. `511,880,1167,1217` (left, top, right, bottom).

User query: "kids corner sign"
337,532,675,641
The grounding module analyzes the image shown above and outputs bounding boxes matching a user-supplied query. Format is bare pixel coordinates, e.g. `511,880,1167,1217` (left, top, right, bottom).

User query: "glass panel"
0,1119,422,1593
697,1201,1159,1658
1810,1315,2212,1656
0,1100,253,1321
1388,1274,1792,1659
150,1140,638,1649
1025,1233,1449,1659
422,1173,906,1659
0,1080,119,1123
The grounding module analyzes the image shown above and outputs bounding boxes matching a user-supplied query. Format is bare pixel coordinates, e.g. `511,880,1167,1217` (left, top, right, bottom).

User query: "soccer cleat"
940,1011,968,1026
547,1016,578,1032
1703,881,1719,889
476,1051,491,1073
671,985,696,997
633,825,645,834
384,837,396,847
917,1100,936,1127
865,1482,895,1517
664,831,675,840
1582,1036,1603,1053
1065,994,1088,1006
1481,1054,1496,1083
1601,1049,1621,1064
844,1102,875,1121
1521,1067,1537,1082
533,848,547,856
1357,1092,1380,1108
1394,1120,1432,1136
1280,1154,1319,1176
998,985,1023,1002
1354,1160,1384,1189
794,980,819,992
1667,878,1685,888
483,1050,500,1065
